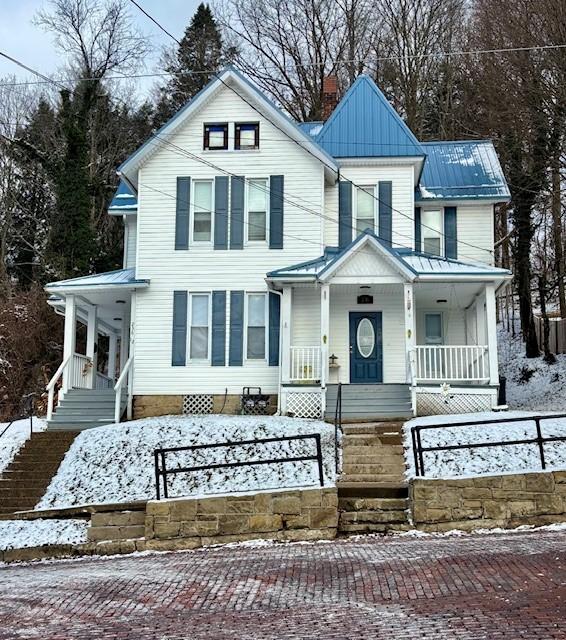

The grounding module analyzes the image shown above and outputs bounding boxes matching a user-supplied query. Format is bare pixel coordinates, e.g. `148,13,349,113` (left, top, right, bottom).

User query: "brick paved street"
0,529,565,639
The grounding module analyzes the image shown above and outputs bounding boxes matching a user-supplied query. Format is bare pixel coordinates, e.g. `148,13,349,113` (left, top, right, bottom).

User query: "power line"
0,50,69,92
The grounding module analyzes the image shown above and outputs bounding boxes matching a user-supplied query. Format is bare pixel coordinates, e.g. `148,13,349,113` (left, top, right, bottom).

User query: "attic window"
235,122,259,150
204,123,228,150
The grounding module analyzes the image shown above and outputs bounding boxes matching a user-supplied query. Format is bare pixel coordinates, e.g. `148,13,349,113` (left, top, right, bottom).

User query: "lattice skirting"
183,394,214,415
416,390,494,416
284,391,323,419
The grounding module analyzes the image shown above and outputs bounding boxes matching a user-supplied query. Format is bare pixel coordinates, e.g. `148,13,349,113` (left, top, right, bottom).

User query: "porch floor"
325,384,412,421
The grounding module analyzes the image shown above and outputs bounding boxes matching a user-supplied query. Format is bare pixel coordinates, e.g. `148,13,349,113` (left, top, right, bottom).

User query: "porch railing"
290,346,322,383
46,354,71,421
95,372,114,390
72,353,93,389
413,345,489,383
114,356,132,424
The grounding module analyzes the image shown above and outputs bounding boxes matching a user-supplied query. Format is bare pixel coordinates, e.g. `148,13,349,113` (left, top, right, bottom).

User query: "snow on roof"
267,230,510,280
416,140,510,201
45,268,149,291
108,180,138,214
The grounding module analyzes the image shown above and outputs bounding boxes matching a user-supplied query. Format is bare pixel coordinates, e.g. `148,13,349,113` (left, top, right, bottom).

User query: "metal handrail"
46,354,72,421
113,356,133,423
410,413,566,477
333,382,342,474
153,433,325,500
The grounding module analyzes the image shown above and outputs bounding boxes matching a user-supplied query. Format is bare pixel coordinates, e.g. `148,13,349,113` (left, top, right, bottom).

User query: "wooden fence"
534,315,566,354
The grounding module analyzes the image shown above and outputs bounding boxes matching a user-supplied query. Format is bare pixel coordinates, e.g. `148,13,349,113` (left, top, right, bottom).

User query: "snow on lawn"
37,415,336,509
499,325,566,411
0,417,46,475
404,411,566,479
0,519,88,551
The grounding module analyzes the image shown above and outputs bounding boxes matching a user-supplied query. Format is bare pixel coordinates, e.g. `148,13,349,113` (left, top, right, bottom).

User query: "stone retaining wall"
410,470,566,532
145,487,338,550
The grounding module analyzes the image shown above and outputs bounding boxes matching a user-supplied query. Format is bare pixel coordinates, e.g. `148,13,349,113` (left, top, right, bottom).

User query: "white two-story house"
44,66,511,430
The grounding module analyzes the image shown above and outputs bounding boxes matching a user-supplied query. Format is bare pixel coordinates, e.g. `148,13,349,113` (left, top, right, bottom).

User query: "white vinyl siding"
123,215,137,269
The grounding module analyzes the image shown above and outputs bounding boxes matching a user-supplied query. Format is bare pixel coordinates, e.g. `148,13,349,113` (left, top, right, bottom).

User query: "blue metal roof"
313,76,425,158
416,141,510,201
108,180,138,213
46,268,149,290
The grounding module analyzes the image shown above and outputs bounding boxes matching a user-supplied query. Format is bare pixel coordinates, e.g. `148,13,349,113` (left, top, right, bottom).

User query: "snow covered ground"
0,417,46,475
0,519,88,551
404,411,566,479
499,325,566,411
37,415,337,509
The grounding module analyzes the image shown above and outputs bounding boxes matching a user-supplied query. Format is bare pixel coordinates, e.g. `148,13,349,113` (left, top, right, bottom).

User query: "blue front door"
349,312,383,383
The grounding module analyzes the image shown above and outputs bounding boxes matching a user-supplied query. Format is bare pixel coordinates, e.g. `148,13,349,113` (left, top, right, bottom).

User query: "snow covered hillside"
0,519,88,551
404,411,566,479
499,325,566,411
37,415,336,509
0,417,46,475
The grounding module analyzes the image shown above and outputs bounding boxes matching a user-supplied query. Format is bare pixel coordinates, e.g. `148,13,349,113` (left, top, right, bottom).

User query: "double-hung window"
247,178,268,242
203,123,228,150
421,210,443,256
235,122,259,150
193,180,213,242
355,185,376,236
189,294,210,360
246,293,267,359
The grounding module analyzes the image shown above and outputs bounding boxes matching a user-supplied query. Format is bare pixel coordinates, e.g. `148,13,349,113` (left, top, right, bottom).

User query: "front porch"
268,232,510,419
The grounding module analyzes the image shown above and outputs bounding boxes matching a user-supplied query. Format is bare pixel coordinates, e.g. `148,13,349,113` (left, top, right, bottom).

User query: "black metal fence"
153,433,325,500
333,383,343,474
411,413,566,477
0,394,36,442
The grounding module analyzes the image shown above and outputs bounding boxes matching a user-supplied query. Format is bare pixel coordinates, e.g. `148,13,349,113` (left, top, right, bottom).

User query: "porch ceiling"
48,289,130,335
414,281,484,309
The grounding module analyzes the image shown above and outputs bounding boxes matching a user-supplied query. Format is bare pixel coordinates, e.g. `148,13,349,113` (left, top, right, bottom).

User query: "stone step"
0,476,51,487
342,463,405,476
87,524,145,542
340,509,408,524
6,461,65,473
339,523,412,534
338,497,408,511
342,422,404,435
0,486,45,498
343,435,404,447
340,473,406,484
342,455,405,466
342,443,405,454
338,483,408,499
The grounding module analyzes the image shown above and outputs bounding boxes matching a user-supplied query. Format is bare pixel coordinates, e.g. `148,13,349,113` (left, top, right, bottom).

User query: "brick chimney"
322,75,338,120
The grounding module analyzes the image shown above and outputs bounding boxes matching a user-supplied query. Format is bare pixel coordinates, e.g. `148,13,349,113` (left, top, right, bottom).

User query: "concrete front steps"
337,421,410,533
325,384,413,422
48,388,124,431
0,431,78,515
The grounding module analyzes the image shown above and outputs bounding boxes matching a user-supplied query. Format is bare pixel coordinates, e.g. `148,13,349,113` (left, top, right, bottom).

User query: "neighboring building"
45,66,511,429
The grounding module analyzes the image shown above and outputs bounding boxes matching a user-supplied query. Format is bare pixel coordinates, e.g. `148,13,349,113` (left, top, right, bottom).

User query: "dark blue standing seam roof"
416,141,511,201
108,179,138,212
314,76,425,158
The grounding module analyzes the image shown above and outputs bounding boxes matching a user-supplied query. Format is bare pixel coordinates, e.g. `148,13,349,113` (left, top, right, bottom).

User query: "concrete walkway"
1,529,565,639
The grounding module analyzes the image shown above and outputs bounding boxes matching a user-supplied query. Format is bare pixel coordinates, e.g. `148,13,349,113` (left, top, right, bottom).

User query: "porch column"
127,292,136,420
403,283,416,384
280,287,292,384
485,283,499,385
62,294,77,393
107,332,118,380
475,291,487,345
119,304,130,375
320,284,330,388
86,305,98,389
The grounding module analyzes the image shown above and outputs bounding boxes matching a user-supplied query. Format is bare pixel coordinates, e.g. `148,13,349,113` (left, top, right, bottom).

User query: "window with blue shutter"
269,175,284,249
171,291,188,366
338,181,352,248
444,207,458,259
229,291,244,365
268,292,280,366
414,207,421,252
214,176,228,250
230,176,244,249
175,177,190,250
211,291,226,366
378,181,392,246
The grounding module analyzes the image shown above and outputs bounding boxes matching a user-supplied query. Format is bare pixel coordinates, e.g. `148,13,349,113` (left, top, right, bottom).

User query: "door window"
356,318,375,358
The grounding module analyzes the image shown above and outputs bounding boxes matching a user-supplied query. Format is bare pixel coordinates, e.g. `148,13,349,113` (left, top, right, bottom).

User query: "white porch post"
485,283,499,385
127,293,136,420
475,291,487,345
320,284,330,387
280,287,292,384
86,305,98,389
119,304,130,375
403,283,416,383
107,333,118,380
62,295,77,393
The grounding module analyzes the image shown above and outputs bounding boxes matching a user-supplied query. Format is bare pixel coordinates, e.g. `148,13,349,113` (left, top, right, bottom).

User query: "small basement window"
204,123,228,150
235,122,259,150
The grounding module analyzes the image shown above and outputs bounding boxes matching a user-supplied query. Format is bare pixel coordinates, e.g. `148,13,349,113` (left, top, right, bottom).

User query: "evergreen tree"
153,3,233,127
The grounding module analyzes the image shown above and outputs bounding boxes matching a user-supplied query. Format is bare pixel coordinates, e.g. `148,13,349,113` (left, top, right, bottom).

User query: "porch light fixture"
329,353,338,366
436,299,447,304
116,300,126,304
113,317,122,321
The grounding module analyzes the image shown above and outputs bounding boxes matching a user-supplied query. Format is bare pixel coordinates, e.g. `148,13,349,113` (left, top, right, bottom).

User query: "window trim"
424,311,444,345
190,178,214,245
421,208,444,257
203,123,229,150
244,291,268,361
188,292,212,362
354,184,378,237
245,177,270,244
235,122,260,150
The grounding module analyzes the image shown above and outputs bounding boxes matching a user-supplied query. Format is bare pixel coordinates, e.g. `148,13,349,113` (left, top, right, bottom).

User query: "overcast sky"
0,0,202,96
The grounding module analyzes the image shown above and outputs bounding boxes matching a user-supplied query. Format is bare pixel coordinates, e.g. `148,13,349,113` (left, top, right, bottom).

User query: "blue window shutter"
414,207,421,252
171,291,187,366
378,181,392,246
214,176,228,250
444,206,457,259
268,292,280,366
269,175,284,249
211,291,226,366
230,176,244,249
175,177,190,250
338,181,352,248
229,291,244,366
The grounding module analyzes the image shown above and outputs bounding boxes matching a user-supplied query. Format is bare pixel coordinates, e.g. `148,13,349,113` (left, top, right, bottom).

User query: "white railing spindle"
412,345,490,383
